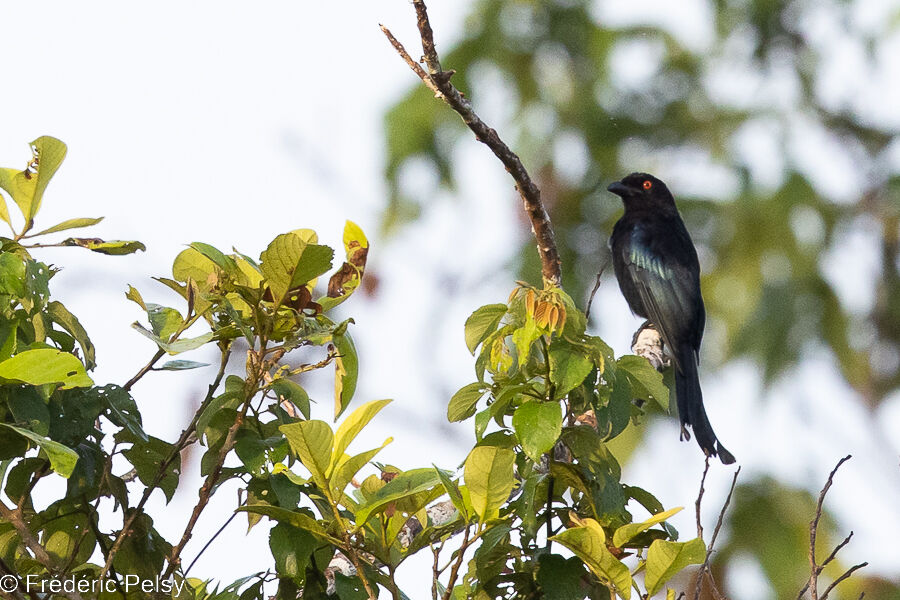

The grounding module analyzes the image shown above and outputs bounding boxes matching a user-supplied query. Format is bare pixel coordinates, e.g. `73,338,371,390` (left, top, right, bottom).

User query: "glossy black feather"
607,173,735,464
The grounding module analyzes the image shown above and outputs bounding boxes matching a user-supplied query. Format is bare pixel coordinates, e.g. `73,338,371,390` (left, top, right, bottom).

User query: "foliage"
0,136,721,599
382,2,900,596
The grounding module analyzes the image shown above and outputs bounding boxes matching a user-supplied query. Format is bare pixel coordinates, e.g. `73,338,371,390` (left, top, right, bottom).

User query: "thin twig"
585,257,609,321
163,380,255,579
803,455,860,600
820,563,868,600
382,0,562,287
101,346,232,578
695,457,711,539
693,466,741,600
123,348,166,391
441,525,471,600
183,510,239,577
796,531,856,598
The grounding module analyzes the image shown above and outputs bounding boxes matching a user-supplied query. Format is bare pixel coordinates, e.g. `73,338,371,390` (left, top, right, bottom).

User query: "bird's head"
607,172,676,212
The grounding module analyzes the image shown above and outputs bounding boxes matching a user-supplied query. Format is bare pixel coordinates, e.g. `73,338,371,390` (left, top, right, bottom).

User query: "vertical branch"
381,1,562,288
799,455,866,600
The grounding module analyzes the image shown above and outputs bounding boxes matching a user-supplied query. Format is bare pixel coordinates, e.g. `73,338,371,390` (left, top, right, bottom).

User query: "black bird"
607,173,735,464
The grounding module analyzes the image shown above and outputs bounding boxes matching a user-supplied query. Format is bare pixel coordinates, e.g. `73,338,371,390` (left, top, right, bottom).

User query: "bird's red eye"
643,180,652,190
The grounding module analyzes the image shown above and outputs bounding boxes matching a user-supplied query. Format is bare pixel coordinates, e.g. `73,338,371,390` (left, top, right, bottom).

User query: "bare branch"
381,0,562,287
693,466,741,600
695,457,711,539
821,563,868,600
802,455,864,600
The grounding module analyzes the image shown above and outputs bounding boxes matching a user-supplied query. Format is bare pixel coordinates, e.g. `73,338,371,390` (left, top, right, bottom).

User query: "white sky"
2,1,898,598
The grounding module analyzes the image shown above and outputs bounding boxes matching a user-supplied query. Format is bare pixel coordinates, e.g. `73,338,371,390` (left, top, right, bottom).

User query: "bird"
606,172,735,464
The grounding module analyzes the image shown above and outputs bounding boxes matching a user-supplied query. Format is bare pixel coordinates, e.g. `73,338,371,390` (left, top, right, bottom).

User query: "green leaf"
0,424,78,477
61,238,145,255
159,359,210,371
0,254,26,297
549,340,593,399
269,523,317,581
121,434,181,503
0,348,92,388
330,438,392,496
447,382,488,422
269,379,311,420
0,136,67,225
512,401,562,462
464,446,515,522
280,420,334,487
511,318,542,367
644,538,706,596
612,506,682,548
536,554,589,600
0,195,11,229
28,217,103,237
146,304,183,340
260,233,334,306
617,355,669,410
237,505,340,545
433,465,467,519
551,518,632,599
330,399,392,474
45,301,96,370
172,247,217,287
464,304,507,354
333,330,358,419
190,242,238,277
132,322,214,355
99,385,147,442
354,468,443,525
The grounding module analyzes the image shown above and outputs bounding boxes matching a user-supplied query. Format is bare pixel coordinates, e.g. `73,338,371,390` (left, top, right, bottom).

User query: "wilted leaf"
61,238,145,255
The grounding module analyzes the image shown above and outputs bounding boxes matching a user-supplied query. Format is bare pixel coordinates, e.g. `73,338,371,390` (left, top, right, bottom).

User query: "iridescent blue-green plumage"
608,173,735,464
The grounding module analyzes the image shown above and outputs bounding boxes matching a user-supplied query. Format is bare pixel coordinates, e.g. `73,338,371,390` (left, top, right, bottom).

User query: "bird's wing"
622,227,703,370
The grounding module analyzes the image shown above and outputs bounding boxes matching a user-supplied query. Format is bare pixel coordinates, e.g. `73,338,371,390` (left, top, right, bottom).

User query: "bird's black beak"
607,181,629,197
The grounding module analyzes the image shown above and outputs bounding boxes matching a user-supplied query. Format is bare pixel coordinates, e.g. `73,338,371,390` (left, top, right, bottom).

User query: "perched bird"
607,173,735,464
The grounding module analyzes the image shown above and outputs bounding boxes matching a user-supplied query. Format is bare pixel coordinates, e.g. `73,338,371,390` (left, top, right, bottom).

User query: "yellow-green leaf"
28,217,103,237
330,437,392,496
0,424,78,477
333,331,358,419
612,506,682,548
551,518,632,599
0,348,92,388
464,446,515,522
280,420,334,487
645,538,706,596
0,136,67,226
330,399,392,474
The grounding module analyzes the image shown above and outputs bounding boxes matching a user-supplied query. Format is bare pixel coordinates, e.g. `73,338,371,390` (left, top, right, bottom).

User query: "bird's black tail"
674,347,736,465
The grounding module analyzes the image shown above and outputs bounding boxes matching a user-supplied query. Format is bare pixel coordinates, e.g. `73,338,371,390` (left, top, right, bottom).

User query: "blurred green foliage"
383,0,900,597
